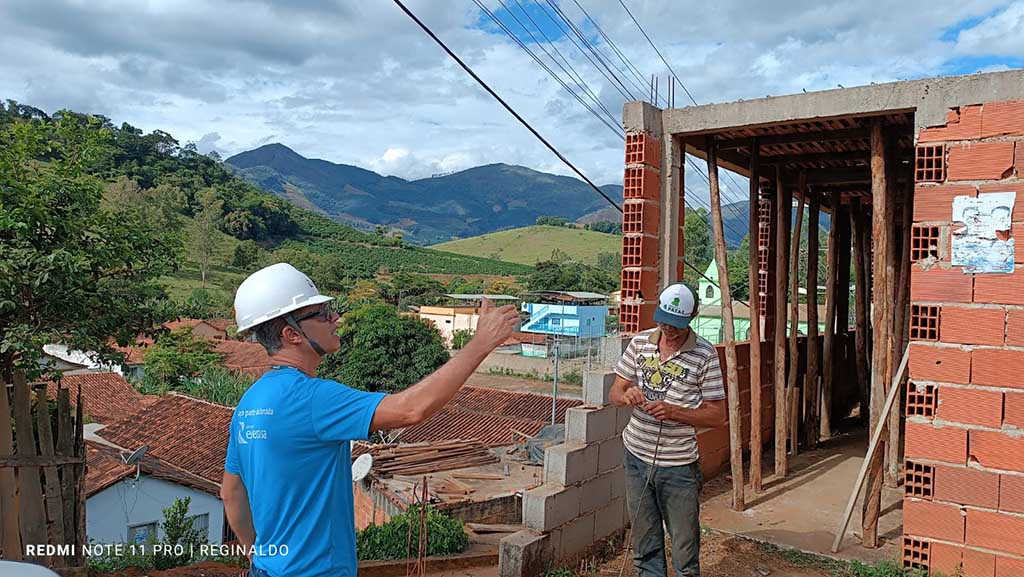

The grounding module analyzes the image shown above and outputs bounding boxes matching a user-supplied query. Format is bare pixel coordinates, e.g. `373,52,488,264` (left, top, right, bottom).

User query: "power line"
391,0,748,308
474,0,623,138
616,0,696,106
391,0,622,213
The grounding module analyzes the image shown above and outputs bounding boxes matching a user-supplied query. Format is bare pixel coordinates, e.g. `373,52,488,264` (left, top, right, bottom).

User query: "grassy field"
431,225,621,266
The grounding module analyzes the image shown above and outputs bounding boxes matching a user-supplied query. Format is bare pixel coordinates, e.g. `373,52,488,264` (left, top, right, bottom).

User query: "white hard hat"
233,263,334,333
653,283,698,329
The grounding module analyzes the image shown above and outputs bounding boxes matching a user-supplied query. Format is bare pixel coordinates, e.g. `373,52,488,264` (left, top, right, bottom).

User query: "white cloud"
0,0,1020,191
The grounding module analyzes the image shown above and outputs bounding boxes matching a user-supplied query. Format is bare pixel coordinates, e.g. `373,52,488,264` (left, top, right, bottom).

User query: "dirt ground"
91,533,850,577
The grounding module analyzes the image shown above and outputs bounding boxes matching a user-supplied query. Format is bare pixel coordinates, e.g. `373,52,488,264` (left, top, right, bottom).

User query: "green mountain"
226,144,624,245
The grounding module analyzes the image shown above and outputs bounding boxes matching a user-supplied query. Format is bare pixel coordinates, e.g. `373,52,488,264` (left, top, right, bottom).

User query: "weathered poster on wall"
951,191,1016,274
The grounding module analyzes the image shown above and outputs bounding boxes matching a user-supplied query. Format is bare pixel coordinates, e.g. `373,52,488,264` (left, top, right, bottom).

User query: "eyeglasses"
293,304,333,323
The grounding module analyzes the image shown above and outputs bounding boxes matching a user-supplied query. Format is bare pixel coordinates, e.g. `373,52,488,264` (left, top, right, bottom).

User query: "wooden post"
852,203,871,428
34,384,66,561
748,137,764,494
706,137,745,511
774,168,791,477
886,182,914,487
864,118,892,548
805,188,821,449
821,196,840,439
0,375,21,560
12,373,47,559
787,177,807,456
836,205,852,402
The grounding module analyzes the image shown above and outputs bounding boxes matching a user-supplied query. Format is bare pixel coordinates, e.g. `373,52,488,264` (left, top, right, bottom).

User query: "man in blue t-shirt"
221,263,519,577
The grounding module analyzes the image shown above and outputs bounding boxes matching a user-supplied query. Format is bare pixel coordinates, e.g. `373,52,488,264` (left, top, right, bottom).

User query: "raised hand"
470,298,520,352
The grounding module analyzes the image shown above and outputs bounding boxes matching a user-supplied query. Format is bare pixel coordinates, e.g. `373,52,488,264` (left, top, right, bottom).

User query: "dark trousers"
624,449,703,577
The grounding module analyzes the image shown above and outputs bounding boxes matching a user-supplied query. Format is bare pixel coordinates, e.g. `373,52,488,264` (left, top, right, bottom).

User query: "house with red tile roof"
396,386,582,446
96,393,233,484
44,372,159,425
213,340,274,379
85,440,226,545
162,318,234,340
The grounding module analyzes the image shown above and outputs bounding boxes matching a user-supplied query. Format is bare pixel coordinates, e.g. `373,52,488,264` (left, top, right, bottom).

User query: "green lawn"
431,225,621,266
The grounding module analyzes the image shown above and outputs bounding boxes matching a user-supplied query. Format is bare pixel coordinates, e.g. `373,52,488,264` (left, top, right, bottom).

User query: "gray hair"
252,316,290,355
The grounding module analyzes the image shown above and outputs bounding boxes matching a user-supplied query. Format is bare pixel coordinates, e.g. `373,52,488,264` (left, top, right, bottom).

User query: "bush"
451,329,473,350
153,497,207,570
357,505,468,561
180,366,255,405
142,328,221,389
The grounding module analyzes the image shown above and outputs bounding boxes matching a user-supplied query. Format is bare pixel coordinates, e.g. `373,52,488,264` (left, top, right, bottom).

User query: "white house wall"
87,475,224,545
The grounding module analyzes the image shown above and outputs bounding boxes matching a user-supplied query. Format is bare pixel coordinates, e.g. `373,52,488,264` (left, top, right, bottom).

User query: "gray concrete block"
597,436,624,473
595,498,626,541
616,406,634,431
544,442,598,486
565,405,618,444
558,511,596,558
583,371,616,406
580,470,614,514
523,484,580,532
499,529,552,577
608,466,626,500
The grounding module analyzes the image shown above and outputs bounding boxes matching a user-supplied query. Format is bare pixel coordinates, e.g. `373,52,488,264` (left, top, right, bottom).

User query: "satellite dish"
352,454,373,483
122,445,149,466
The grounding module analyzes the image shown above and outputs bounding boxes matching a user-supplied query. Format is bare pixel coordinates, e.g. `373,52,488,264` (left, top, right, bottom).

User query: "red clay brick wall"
620,132,662,334
905,99,1024,576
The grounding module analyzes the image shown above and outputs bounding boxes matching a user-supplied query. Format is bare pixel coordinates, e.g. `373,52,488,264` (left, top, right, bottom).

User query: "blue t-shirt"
224,367,385,577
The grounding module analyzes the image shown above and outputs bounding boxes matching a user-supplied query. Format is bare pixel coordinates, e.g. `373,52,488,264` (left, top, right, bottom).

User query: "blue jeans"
624,449,703,577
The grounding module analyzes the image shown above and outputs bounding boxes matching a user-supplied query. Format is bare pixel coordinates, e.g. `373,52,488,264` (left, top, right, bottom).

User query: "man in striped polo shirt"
610,283,727,577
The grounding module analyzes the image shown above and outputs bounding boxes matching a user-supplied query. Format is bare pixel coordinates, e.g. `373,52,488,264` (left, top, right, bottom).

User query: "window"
128,522,157,544
706,286,714,299
188,513,210,541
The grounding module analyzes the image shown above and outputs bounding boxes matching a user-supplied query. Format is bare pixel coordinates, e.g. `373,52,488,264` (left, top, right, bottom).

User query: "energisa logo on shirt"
237,421,268,444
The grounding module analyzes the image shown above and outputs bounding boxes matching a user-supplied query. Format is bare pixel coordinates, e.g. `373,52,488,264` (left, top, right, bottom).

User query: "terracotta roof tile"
162,319,205,332
86,440,219,497
44,373,159,425
397,386,581,446
97,393,233,483
215,341,273,378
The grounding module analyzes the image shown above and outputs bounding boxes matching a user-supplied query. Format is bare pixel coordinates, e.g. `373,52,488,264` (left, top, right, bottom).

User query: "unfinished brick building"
500,69,1024,577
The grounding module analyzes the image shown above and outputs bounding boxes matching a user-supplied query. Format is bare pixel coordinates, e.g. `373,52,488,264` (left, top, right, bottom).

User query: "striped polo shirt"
614,328,725,467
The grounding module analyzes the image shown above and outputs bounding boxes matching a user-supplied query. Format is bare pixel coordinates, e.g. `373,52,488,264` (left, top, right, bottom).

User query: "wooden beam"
12,373,47,561
707,137,745,512
787,178,807,456
852,202,871,429
748,137,764,494
774,167,791,478
863,118,893,549
821,194,840,440
718,127,871,150
886,159,913,488
760,150,869,166
805,188,821,449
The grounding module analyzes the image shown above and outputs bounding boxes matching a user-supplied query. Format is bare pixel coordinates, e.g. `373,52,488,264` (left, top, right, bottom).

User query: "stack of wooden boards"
368,440,499,477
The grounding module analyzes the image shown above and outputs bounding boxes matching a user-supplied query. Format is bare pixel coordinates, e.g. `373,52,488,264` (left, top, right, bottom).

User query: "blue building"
519,292,609,358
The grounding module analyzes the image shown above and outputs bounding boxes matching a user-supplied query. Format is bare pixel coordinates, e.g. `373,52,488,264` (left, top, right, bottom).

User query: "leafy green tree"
451,329,474,350
726,236,751,301
142,328,221,389
231,240,261,269
180,366,254,406
535,216,569,227
595,251,622,274
684,208,712,285
153,497,206,570
317,304,449,393
588,220,622,235
0,111,180,381
526,260,618,294
188,189,224,289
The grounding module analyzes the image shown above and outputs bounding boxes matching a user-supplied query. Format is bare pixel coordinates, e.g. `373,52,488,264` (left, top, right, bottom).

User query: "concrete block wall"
904,98,1024,577
500,371,630,577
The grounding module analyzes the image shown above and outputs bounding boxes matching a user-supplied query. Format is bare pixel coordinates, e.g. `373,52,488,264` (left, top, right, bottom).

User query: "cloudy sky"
1,0,1022,198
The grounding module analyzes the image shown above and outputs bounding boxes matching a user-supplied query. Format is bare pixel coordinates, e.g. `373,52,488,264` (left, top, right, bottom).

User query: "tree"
153,497,206,570
142,328,221,390
0,112,180,381
317,304,449,393
726,236,751,301
595,251,621,274
231,240,261,269
535,216,569,227
188,189,223,289
451,329,473,350
683,208,712,285
588,220,622,235
525,260,618,294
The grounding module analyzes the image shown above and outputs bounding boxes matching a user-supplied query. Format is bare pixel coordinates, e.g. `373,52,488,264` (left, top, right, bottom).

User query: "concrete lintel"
623,101,664,137
662,69,1024,141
